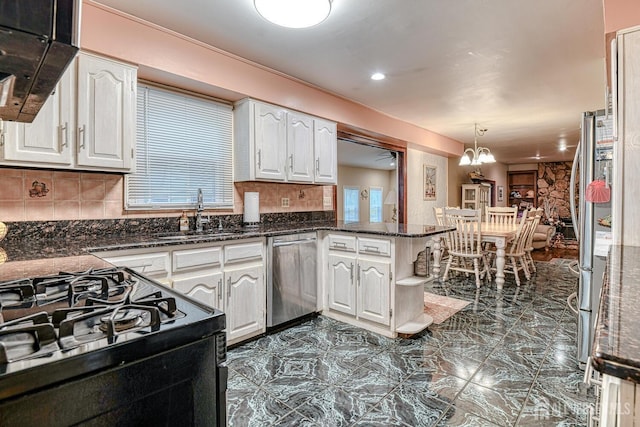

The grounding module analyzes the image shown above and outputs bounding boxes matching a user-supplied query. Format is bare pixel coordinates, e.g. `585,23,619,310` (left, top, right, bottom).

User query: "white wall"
337,165,395,222
406,146,448,225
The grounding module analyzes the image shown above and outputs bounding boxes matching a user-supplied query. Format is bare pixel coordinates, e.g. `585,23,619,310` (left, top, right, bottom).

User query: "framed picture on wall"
423,165,437,200
498,185,504,202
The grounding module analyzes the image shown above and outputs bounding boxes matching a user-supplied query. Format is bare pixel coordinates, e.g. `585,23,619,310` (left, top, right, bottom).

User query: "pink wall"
603,0,640,33
80,1,463,158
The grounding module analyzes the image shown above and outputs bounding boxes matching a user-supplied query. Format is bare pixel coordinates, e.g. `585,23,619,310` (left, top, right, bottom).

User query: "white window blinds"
126,84,234,209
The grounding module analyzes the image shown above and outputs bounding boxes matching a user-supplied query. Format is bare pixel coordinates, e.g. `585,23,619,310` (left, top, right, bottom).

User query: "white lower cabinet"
323,232,437,338
225,265,264,343
94,238,265,345
328,253,357,316
173,272,223,311
327,235,391,329
357,258,391,325
99,249,171,283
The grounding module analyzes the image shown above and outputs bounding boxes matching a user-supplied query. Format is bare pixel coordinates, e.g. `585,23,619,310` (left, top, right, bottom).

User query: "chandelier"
254,0,332,28
459,123,496,166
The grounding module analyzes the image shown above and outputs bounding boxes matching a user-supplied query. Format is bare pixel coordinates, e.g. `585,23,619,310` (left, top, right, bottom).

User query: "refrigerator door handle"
570,140,581,242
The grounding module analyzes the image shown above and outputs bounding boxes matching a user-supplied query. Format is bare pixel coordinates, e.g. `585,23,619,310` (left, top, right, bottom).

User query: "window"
126,84,233,209
369,187,383,222
343,186,359,222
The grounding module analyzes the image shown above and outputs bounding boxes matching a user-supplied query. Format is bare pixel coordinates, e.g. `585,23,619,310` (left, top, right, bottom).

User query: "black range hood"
0,0,80,123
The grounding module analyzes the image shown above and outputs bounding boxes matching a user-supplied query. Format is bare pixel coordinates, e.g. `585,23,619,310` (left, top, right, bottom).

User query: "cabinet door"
173,271,223,311
357,258,391,325
314,118,337,184
2,66,74,166
226,264,265,342
327,253,357,316
254,102,286,181
286,111,314,182
76,53,136,171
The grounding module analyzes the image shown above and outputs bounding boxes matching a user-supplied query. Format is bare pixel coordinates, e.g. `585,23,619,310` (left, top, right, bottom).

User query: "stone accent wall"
537,162,573,220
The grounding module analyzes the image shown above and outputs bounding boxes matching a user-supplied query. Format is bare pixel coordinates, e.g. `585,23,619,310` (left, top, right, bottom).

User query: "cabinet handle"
59,122,69,151
257,149,262,168
357,264,361,286
316,158,320,174
349,262,354,282
333,242,347,249
218,278,222,302
227,276,231,300
363,245,380,253
289,154,293,171
77,125,86,150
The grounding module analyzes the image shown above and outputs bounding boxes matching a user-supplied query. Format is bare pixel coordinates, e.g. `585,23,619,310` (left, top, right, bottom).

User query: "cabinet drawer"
173,246,222,273
225,242,263,264
103,252,170,277
358,237,391,257
328,234,356,252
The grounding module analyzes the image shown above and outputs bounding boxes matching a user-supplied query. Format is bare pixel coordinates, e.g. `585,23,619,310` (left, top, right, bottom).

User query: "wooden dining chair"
442,208,492,288
485,206,518,226
490,208,537,286
523,207,543,273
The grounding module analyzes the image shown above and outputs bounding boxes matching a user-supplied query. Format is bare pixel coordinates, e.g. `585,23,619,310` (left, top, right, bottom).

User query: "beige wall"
447,160,508,208
337,166,395,222
406,145,448,224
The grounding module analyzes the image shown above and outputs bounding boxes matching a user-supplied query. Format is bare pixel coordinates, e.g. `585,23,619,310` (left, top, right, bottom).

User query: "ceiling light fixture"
371,72,386,81
459,123,496,166
254,0,332,28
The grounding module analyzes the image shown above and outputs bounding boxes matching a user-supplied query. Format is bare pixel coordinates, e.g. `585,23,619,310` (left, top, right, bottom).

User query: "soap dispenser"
179,211,189,231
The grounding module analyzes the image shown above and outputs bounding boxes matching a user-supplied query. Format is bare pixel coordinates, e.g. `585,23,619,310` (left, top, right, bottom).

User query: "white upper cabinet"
76,52,136,171
253,101,287,181
287,111,314,183
1,64,75,167
313,118,337,184
234,98,337,184
0,52,137,173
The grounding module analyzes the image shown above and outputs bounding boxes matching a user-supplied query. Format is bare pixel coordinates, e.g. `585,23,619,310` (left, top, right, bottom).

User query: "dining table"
430,222,519,290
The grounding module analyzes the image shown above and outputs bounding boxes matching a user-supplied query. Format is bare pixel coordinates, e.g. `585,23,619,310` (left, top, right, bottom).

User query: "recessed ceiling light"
371,72,385,81
254,0,332,29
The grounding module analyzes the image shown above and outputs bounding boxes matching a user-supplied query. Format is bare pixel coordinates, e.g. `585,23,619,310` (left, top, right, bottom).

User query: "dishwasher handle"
272,237,317,247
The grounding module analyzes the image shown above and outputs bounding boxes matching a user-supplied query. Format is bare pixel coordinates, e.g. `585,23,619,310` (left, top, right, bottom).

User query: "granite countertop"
592,245,640,383
0,220,452,273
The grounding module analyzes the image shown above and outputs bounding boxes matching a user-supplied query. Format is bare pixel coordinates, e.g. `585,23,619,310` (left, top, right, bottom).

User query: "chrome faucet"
195,188,209,232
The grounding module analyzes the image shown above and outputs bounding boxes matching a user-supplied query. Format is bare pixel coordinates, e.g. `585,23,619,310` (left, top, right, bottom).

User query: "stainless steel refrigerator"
569,110,614,367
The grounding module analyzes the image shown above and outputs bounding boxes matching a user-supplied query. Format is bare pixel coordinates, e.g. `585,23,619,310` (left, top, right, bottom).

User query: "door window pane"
344,187,359,222
370,187,383,223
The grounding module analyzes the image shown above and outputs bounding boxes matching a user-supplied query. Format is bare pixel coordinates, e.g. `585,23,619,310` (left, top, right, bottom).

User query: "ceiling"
338,140,397,171
93,0,607,165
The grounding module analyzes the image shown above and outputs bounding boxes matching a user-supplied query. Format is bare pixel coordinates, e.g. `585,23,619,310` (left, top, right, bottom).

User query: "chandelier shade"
254,0,332,28
459,123,496,166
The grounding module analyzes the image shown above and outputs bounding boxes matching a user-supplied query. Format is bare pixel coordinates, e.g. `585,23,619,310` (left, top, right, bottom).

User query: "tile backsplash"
0,168,334,222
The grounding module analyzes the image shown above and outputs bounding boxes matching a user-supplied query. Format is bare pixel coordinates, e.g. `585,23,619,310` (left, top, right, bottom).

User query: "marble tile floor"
226,260,594,426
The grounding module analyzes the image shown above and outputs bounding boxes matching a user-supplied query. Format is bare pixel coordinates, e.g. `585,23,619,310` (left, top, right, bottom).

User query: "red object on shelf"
586,179,611,203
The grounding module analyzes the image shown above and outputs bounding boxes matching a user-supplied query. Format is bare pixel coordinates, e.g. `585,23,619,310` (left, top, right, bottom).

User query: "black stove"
0,262,227,426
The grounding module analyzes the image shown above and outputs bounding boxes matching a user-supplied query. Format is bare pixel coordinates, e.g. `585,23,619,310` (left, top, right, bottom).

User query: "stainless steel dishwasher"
267,232,318,328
